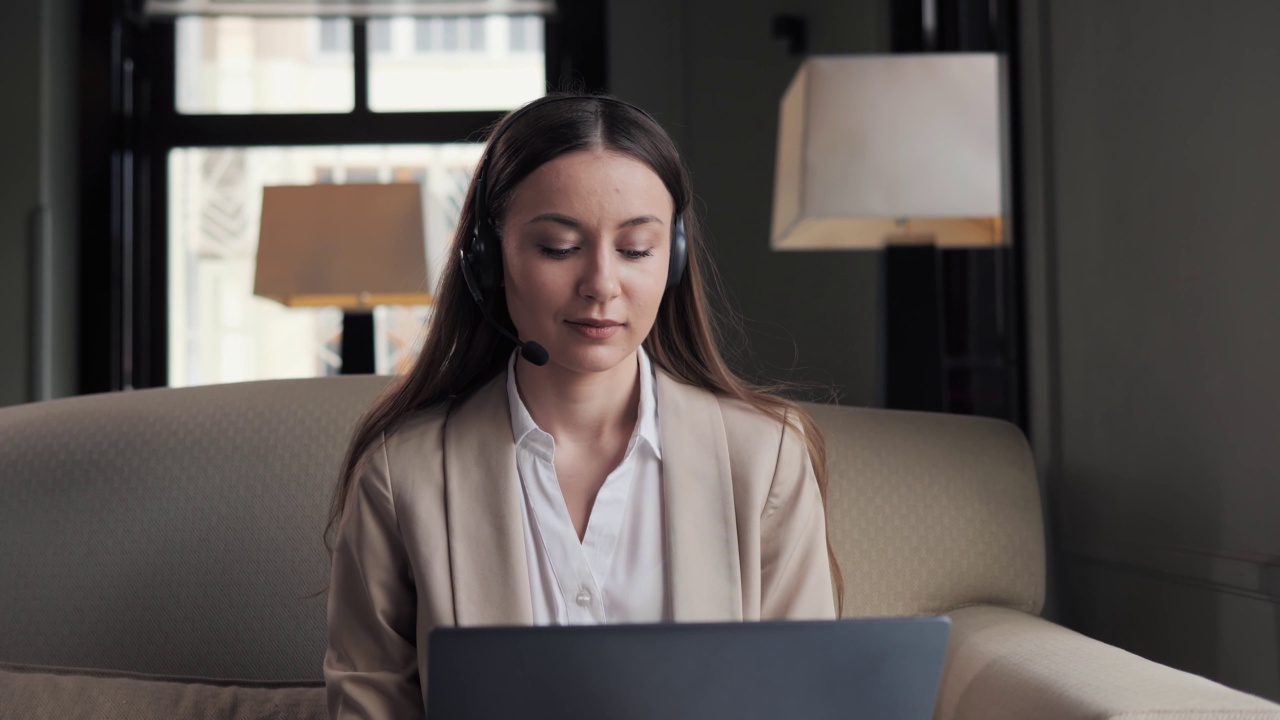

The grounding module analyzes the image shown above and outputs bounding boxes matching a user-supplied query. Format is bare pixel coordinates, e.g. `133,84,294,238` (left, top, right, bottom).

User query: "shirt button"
575,588,592,607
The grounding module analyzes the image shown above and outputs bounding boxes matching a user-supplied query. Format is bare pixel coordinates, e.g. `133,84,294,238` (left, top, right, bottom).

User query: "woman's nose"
578,249,621,302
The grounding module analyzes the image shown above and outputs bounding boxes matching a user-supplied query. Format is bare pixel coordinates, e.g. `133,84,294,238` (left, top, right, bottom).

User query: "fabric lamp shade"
771,54,1006,250
254,183,431,310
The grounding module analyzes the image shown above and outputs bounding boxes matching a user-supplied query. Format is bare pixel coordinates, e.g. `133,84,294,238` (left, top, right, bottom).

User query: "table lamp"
254,183,432,374
771,54,1008,412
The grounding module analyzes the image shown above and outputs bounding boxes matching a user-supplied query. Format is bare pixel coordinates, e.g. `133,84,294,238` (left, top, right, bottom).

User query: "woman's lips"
566,320,622,340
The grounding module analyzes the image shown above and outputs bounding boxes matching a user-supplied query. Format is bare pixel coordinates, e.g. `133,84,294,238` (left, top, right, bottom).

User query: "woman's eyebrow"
619,215,662,229
526,212,580,227
524,213,664,229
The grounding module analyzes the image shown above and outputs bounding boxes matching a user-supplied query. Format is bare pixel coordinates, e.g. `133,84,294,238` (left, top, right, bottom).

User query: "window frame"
79,0,606,392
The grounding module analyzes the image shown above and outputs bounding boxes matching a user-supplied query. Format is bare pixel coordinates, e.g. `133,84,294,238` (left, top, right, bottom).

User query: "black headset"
460,95,688,308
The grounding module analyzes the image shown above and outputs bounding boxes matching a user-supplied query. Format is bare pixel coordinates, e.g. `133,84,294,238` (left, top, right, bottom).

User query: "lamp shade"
254,183,431,309
771,54,1006,250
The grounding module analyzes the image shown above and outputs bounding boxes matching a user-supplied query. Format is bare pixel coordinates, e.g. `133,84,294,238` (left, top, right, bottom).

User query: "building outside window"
509,15,544,53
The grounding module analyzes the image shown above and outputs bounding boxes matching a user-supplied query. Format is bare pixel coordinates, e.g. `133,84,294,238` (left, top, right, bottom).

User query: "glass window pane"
509,14,543,53
175,16,354,114
319,18,349,54
414,17,435,52
369,14,545,112
369,18,394,54
442,17,460,51
167,144,483,387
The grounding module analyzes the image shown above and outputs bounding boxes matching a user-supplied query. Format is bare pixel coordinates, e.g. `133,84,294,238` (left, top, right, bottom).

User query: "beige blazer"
324,368,836,719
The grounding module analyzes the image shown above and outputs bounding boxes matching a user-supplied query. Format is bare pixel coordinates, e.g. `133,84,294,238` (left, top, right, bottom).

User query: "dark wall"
0,2,42,406
610,0,889,404
0,0,80,408
1022,0,1280,700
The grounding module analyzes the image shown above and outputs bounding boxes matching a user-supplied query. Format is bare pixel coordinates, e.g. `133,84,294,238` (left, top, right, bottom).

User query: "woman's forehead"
506,149,674,219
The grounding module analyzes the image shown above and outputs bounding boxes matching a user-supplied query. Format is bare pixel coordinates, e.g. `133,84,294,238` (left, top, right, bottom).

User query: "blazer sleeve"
324,435,425,720
759,418,838,620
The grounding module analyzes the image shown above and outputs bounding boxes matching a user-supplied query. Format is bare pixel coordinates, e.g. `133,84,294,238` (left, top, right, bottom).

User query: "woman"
324,94,842,719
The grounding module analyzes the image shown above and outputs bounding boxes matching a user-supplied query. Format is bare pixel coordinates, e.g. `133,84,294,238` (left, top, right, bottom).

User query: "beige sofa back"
0,377,387,680
0,377,1044,682
807,403,1044,618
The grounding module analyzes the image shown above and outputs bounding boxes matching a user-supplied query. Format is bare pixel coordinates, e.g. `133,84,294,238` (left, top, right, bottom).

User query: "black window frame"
78,0,607,393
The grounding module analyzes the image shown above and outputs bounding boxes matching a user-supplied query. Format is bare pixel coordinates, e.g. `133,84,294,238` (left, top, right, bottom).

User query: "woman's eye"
538,246,576,259
621,249,655,259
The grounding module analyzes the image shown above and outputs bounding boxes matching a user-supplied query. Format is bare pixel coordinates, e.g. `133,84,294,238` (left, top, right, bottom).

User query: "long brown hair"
325,93,843,612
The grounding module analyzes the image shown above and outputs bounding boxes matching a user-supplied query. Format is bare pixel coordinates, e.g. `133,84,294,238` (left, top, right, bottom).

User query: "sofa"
1,376,1277,719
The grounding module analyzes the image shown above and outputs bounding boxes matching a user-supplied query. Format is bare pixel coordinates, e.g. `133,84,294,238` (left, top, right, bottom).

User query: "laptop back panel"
428,617,950,720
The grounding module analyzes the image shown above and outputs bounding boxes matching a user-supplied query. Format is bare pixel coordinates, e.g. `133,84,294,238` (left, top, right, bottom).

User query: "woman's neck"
514,351,641,446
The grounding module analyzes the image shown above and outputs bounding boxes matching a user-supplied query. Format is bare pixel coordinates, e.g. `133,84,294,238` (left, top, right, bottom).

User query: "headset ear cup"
476,223,500,291
667,216,688,288
460,245,485,305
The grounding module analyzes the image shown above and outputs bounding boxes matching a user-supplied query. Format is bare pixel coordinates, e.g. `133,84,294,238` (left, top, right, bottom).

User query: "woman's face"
500,148,675,377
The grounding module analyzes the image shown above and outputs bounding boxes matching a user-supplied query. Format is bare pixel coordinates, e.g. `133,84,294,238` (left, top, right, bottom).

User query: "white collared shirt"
506,347,668,625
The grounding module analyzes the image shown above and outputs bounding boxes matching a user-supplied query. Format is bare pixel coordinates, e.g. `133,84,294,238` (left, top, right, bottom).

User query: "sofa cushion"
803,403,1044,617
0,662,326,720
0,377,388,678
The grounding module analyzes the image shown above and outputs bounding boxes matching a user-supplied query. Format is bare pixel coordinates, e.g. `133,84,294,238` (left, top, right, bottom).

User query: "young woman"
323,94,841,719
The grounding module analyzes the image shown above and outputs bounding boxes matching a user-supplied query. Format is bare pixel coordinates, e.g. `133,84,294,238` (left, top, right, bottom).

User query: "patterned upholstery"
803,403,1044,618
0,377,388,680
1,378,1276,719
938,606,1280,719
0,663,324,720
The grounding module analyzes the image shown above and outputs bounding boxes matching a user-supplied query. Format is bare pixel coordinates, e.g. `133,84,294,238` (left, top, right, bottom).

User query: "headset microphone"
513,335,550,366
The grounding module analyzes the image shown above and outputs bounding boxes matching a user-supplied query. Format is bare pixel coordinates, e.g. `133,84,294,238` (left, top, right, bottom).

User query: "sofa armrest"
937,606,1280,720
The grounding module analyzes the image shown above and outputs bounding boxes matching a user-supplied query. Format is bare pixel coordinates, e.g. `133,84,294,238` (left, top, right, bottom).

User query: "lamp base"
878,243,1014,419
879,244,946,412
340,311,375,375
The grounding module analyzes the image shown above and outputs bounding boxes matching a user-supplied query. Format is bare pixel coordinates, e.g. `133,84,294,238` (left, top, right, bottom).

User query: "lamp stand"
340,311,376,375
879,243,947,412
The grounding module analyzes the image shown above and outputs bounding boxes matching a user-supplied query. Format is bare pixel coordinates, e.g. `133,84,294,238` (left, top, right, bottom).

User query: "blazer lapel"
656,370,744,621
443,371,535,627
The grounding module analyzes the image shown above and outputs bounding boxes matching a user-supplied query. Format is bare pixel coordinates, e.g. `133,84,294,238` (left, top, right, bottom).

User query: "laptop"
427,616,951,720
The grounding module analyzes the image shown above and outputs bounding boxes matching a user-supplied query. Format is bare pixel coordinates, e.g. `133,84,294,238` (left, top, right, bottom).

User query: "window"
371,15,543,112
369,18,394,54
468,17,486,50
82,3,605,391
175,16,355,114
318,18,350,54
509,15,543,53
345,166,381,183
168,144,484,386
414,17,487,54
441,18,460,51
414,18,434,52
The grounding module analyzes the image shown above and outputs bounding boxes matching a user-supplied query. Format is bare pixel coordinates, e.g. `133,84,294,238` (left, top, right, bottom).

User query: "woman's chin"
544,342,637,376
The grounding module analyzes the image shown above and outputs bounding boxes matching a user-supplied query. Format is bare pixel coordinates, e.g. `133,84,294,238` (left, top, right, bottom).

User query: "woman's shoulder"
657,370,796,447
383,402,449,445
714,394,790,441
678,390,802,483
379,370,506,455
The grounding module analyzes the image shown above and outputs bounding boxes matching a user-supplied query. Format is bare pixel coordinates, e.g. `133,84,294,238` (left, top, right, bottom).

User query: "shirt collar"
505,346,662,461
634,346,662,459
